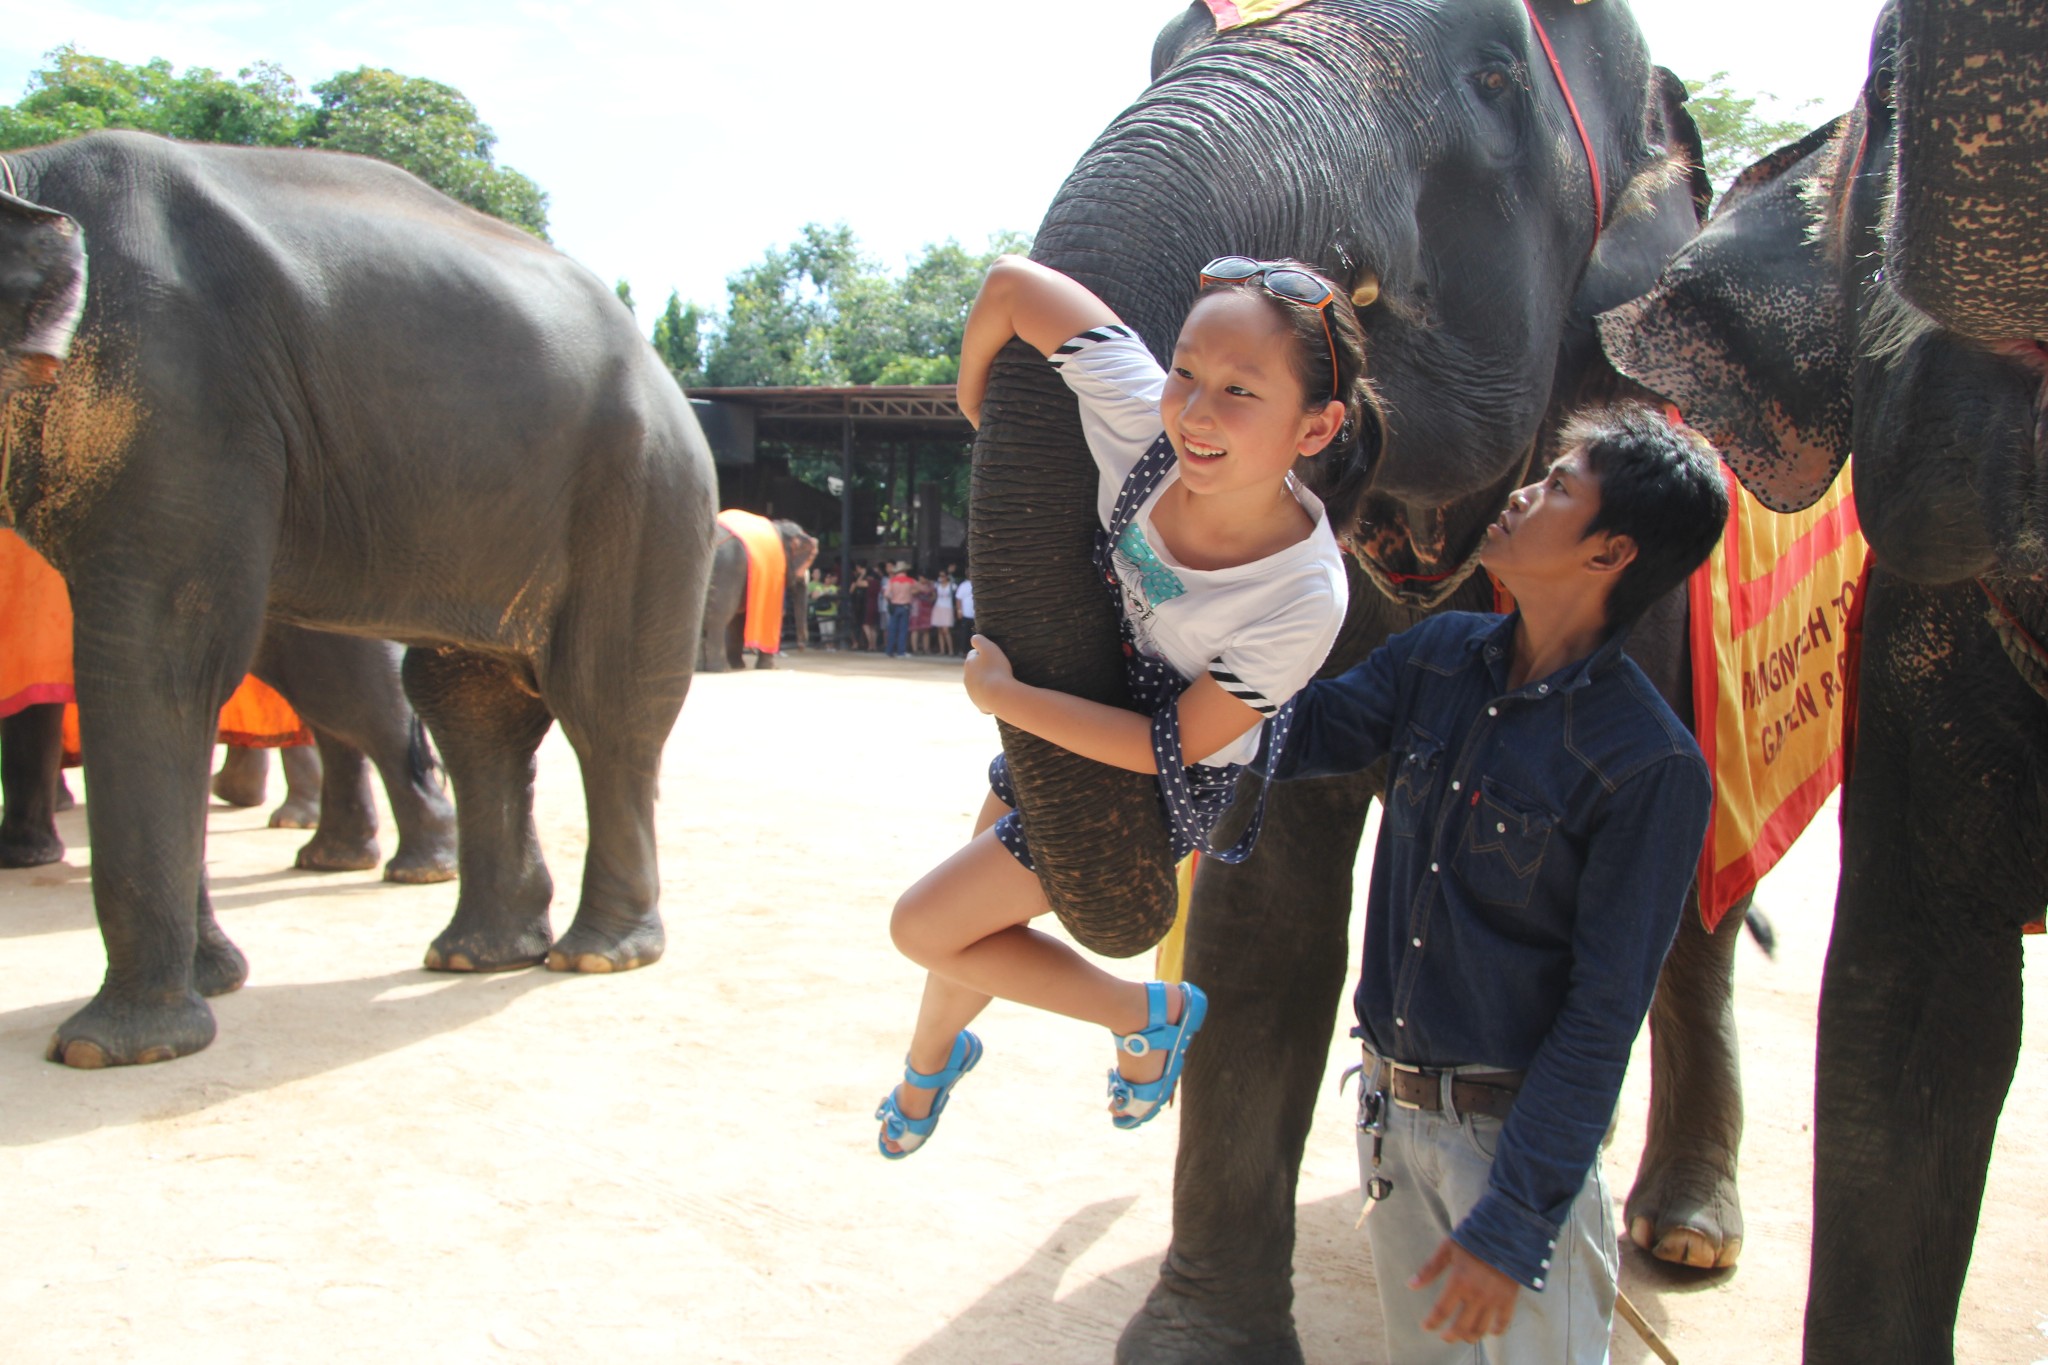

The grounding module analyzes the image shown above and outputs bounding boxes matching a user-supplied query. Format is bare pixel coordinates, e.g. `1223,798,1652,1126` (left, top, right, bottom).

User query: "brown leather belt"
1363,1054,1524,1123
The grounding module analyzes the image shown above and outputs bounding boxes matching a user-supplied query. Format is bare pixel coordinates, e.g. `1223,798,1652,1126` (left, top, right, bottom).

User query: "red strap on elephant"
1521,0,1604,245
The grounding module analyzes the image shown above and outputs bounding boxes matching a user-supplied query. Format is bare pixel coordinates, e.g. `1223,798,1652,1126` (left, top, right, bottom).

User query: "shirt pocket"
1456,777,1558,909
1386,725,1446,828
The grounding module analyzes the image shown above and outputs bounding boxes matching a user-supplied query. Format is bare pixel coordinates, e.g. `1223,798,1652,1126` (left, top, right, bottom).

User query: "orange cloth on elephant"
216,675,313,748
1688,457,1865,931
0,528,309,745
0,527,76,718
716,509,788,656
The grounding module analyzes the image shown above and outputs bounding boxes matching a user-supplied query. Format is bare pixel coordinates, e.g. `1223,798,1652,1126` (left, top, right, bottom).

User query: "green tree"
702,223,863,386
651,291,707,388
1683,71,1824,193
614,279,637,315
302,68,548,236
0,49,549,238
0,47,302,148
698,225,1029,388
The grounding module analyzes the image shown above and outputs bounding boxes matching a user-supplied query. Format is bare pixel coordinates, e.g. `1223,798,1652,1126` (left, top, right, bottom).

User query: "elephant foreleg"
1804,577,2042,1363
1,702,67,868
1624,886,1746,1268
49,568,265,1067
1119,771,1374,1365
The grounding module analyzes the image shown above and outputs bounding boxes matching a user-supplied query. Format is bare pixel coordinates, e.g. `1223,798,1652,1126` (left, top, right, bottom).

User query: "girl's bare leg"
894,790,1015,1054
882,792,1180,1148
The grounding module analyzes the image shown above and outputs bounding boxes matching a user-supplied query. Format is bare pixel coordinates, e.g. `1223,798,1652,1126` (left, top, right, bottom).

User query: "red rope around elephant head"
1521,0,1604,247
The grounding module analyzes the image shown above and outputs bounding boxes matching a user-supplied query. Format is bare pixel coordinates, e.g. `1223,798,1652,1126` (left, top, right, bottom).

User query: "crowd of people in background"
803,560,974,658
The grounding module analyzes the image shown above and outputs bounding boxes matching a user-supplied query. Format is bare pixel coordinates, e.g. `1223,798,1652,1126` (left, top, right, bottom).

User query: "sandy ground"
2,649,2046,1364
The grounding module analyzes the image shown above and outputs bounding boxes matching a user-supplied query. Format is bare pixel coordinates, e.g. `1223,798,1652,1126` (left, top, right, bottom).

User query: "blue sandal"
876,1029,982,1159
1107,981,1208,1130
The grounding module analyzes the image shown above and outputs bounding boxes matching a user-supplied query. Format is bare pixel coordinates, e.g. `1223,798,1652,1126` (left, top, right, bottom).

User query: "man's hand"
1412,1238,1520,1343
962,634,1014,715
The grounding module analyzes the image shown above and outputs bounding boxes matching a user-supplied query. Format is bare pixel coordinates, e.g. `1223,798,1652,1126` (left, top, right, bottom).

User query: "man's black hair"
1560,404,1730,630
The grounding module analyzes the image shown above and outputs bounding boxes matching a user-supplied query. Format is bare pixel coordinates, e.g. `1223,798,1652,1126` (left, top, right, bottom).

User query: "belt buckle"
1389,1061,1427,1110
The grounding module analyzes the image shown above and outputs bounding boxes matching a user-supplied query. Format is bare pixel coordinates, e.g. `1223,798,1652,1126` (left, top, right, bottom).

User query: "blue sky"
0,0,1885,330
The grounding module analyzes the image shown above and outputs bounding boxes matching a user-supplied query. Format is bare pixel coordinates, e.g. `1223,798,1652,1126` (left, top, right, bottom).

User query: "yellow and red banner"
717,509,788,656
0,527,310,747
1689,460,1866,930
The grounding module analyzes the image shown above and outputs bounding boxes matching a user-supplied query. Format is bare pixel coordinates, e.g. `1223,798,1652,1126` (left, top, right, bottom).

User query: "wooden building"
687,386,973,588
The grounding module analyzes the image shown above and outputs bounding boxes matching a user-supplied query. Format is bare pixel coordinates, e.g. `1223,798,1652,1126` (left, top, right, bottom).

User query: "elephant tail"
1743,903,1778,960
408,715,446,793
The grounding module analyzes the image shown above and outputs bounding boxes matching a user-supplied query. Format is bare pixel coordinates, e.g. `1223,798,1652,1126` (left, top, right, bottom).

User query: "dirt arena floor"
3,649,2046,1363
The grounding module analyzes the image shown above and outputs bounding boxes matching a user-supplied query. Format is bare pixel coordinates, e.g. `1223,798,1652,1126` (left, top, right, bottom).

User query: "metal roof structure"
687,385,974,591
686,384,967,431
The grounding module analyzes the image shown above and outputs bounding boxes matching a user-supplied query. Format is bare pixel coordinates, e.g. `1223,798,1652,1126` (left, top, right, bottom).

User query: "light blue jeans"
1358,1080,1617,1364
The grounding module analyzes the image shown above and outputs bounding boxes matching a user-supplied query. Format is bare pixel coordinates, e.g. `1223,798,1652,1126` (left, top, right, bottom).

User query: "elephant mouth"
1344,493,1494,611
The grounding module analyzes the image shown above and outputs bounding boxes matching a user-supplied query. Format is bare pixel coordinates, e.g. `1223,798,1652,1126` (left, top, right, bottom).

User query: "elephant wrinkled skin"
0,132,716,1068
1598,6,2048,1358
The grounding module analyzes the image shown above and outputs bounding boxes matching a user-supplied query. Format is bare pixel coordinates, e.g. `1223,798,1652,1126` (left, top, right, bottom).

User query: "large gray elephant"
966,4,1748,1358
1598,6,2048,1359
0,131,716,1068
697,517,818,672
2,622,457,882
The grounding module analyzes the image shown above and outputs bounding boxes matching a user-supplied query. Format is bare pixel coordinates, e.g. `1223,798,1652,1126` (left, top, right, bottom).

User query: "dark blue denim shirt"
1272,611,1711,1289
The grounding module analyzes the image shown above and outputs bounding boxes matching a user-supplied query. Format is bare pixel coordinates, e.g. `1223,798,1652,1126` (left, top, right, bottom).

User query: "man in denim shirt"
1273,407,1727,1361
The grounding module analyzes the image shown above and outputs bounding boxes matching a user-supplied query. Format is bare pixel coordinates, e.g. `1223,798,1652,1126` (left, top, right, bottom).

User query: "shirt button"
1487,706,1498,717
1395,1017,1406,1027
1411,937,1422,947
1450,780,1460,791
1430,862,1439,873
1537,684,1549,694
1533,1277,1544,1289
1496,822,1507,833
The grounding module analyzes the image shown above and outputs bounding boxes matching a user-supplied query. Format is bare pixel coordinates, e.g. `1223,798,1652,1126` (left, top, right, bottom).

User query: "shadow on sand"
0,965,554,1148
895,1189,1722,1364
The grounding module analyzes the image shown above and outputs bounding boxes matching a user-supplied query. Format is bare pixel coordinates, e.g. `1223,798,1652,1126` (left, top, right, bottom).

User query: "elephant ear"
1597,116,1856,513
0,189,87,396
1566,67,1711,343
1151,3,1213,80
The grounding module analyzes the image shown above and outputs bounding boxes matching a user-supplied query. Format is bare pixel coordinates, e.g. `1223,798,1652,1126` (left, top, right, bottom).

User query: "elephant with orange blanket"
699,512,819,672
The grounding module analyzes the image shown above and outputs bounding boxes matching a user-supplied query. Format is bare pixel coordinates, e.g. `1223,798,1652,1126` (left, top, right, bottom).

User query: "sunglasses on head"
1197,256,1341,404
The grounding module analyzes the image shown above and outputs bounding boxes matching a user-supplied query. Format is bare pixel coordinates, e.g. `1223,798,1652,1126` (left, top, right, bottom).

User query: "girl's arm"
956,256,1122,428
963,635,1262,774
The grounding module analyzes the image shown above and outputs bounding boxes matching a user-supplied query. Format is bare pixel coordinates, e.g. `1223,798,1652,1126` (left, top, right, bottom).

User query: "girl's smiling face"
1159,291,1343,499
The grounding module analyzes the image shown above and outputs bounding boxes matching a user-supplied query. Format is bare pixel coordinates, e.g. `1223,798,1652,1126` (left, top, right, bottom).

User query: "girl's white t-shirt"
1048,324,1350,767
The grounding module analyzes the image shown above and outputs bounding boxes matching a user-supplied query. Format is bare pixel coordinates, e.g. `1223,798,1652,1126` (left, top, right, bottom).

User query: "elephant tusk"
1351,275,1381,309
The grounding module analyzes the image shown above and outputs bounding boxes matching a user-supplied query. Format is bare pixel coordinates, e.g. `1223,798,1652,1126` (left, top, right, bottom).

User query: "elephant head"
970,0,1706,954
0,189,86,403
1599,1,2048,587
777,519,819,584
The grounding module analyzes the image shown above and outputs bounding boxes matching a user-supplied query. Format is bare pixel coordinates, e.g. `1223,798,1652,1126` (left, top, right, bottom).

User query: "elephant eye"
1476,66,1512,98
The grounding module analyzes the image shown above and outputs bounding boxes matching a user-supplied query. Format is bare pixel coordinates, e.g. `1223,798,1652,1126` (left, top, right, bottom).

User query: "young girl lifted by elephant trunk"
877,253,1372,1156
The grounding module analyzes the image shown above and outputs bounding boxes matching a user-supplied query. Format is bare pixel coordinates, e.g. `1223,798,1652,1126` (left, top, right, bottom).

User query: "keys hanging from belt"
1340,1062,1394,1224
